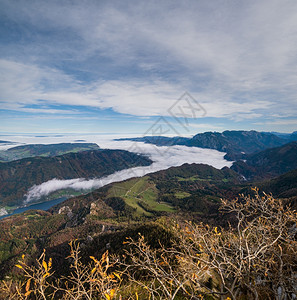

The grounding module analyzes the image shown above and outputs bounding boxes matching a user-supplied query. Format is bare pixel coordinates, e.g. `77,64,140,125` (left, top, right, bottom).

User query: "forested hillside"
0,149,152,207
231,141,297,180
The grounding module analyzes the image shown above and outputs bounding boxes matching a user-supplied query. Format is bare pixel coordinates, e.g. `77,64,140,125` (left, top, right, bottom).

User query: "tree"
120,189,297,299
1,189,296,299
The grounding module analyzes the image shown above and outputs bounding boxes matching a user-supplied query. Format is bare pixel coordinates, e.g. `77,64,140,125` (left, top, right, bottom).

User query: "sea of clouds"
0,134,233,204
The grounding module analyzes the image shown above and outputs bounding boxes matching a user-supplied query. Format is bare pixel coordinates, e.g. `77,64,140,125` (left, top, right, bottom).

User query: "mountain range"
0,148,152,207
118,130,297,160
0,162,241,275
231,141,297,180
0,159,295,279
0,130,297,284
0,143,100,162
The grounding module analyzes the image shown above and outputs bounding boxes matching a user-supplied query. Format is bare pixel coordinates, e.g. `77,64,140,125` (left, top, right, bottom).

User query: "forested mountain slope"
117,130,291,160
0,149,152,207
231,141,297,180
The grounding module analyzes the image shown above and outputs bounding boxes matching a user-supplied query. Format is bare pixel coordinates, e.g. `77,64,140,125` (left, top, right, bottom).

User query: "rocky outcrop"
0,208,8,217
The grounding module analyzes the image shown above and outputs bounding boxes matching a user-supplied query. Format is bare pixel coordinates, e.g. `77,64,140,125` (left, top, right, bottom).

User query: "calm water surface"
0,197,67,220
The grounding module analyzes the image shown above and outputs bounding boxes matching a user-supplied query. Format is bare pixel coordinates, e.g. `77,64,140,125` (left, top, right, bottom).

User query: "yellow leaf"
43,272,50,278
113,272,121,280
91,267,97,274
110,289,115,297
48,258,52,269
25,290,32,297
42,260,48,271
15,264,23,269
214,227,221,235
90,256,98,263
102,251,108,263
105,294,111,300
135,291,139,300
26,279,31,292
22,254,25,260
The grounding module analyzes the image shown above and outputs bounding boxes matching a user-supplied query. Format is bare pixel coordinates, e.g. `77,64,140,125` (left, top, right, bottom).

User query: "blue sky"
0,0,297,135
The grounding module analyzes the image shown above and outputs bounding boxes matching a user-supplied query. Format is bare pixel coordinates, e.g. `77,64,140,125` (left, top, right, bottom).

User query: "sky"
0,0,297,135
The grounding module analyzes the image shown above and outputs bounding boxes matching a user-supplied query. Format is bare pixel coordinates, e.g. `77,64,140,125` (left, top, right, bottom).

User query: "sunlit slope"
105,176,175,216
0,143,100,162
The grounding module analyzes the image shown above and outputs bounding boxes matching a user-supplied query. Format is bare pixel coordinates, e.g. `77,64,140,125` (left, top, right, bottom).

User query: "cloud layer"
24,139,232,203
1,0,297,132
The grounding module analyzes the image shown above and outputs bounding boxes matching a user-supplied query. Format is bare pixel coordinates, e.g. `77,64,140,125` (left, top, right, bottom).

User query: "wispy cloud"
0,59,287,120
0,59,181,116
0,0,297,131
255,119,297,126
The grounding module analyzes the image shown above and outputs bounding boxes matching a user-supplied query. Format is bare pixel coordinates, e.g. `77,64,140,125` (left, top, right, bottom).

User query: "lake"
0,197,67,220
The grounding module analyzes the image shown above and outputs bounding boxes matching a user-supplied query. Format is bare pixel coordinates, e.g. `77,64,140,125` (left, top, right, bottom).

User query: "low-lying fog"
0,134,233,203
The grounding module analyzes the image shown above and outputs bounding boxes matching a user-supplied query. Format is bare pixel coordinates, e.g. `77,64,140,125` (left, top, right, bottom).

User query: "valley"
0,131,296,299
0,146,152,209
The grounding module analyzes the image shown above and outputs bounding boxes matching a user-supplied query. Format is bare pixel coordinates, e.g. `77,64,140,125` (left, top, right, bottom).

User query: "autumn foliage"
1,190,296,299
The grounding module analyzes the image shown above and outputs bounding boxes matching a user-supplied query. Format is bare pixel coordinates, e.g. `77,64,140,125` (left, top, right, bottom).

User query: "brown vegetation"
1,190,296,299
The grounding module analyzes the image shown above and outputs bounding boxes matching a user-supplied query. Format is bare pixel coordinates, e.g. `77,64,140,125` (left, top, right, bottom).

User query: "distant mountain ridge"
0,132,296,287
117,130,294,160
0,149,152,207
0,143,100,162
267,131,297,141
231,141,297,180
